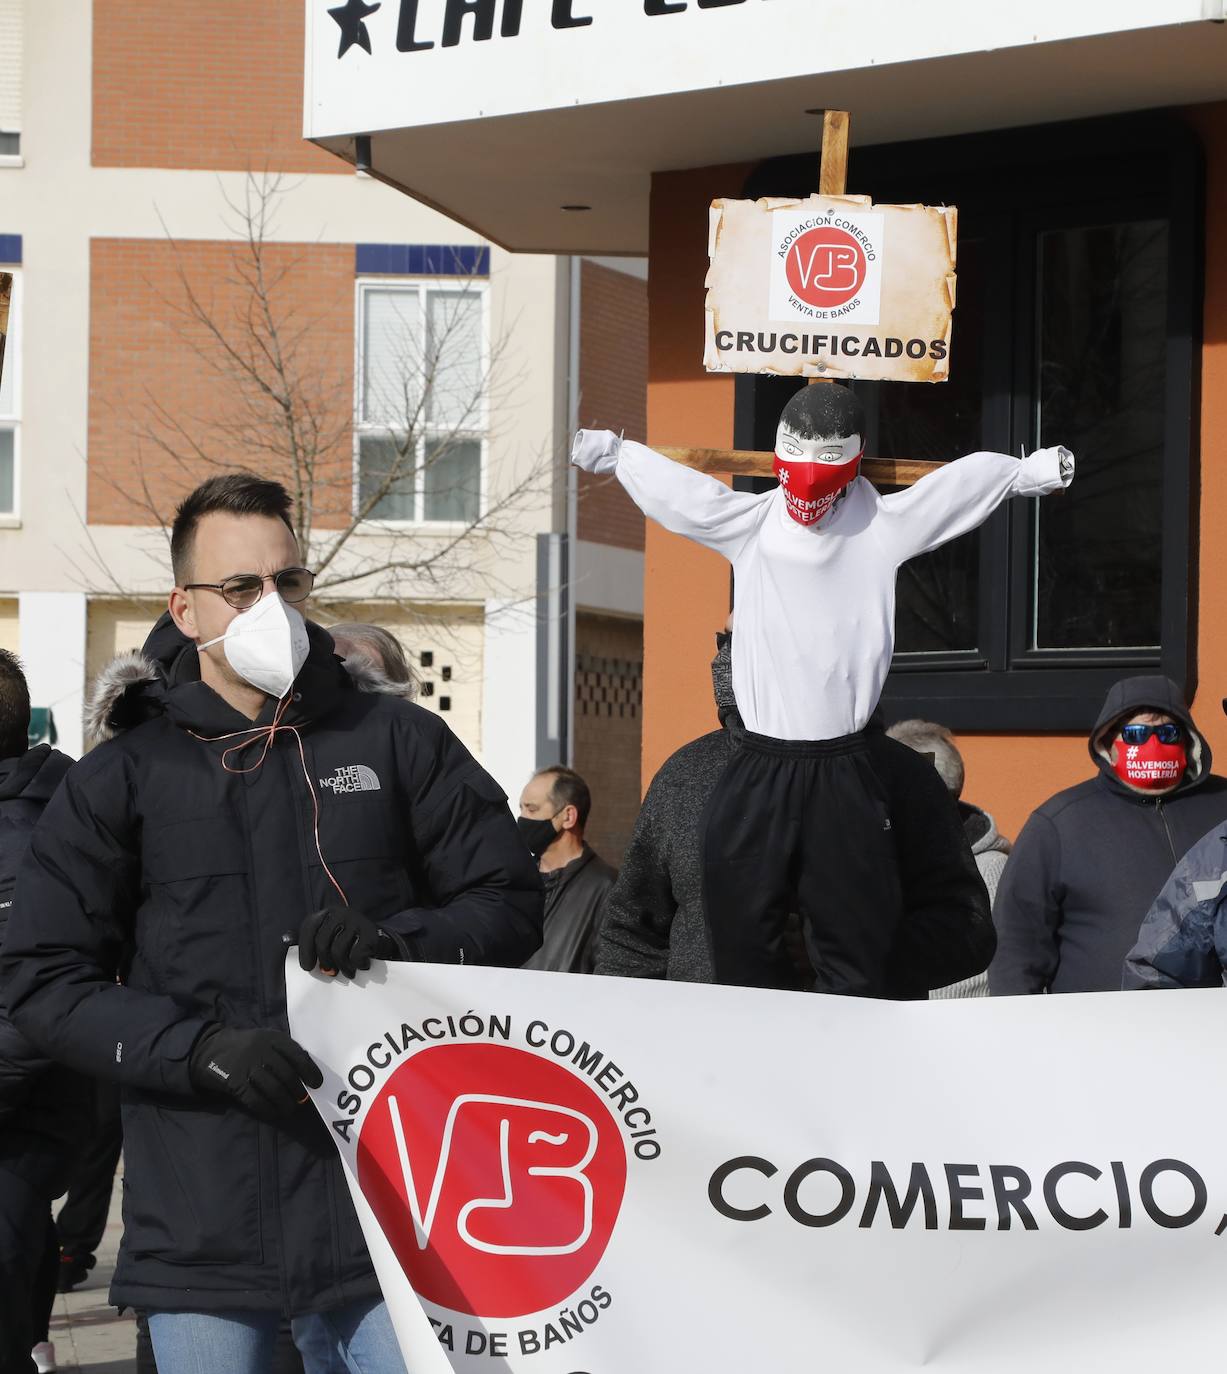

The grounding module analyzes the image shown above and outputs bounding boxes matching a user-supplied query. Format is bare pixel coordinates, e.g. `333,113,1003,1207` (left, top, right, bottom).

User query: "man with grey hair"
329,622,416,695
886,719,1010,998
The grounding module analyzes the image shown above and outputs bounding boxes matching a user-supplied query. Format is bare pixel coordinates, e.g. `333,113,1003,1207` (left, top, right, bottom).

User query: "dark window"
1030,220,1168,653
735,114,1201,730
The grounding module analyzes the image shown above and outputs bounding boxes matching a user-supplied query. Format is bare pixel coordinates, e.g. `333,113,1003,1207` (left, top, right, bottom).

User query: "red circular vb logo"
357,1043,627,1318
784,226,867,308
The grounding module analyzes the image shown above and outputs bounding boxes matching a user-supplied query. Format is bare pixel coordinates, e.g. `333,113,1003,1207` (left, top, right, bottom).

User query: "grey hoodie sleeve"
593,800,675,979
988,810,1064,994
1123,838,1226,989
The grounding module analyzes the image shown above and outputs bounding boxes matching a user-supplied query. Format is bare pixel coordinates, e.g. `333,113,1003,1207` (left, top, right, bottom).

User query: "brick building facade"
0,1,647,827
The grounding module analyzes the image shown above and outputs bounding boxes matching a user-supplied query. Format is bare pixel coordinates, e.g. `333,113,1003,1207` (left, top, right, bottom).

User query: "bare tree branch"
86,172,557,617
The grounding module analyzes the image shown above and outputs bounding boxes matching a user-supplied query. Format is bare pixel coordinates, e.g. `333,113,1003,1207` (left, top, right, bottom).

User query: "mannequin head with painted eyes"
773,383,866,526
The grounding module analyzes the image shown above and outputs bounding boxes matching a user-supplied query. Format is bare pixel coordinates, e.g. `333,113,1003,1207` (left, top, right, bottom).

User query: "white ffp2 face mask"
197,592,310,700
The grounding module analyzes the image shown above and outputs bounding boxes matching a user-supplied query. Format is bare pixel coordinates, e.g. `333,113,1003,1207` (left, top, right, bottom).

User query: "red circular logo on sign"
356,1043,627,1318
784,226,867,308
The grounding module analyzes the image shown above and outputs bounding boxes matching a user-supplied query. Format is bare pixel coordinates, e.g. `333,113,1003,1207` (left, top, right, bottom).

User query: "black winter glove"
189,1025,322,1122
297,906,401,978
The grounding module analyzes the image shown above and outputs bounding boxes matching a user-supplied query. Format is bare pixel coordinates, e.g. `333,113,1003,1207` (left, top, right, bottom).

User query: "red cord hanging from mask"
189,693,350,906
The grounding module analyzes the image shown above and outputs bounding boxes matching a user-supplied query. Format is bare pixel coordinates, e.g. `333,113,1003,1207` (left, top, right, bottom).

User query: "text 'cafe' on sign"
704,193,958,383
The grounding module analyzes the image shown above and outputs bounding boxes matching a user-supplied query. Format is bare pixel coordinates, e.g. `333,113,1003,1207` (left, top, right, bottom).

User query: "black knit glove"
297,905,400,978
188,1025,322,1121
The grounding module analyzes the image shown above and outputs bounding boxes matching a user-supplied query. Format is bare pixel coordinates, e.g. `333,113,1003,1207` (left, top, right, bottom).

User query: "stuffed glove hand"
297,905,401,978
570,429,623,476
1018,444,1075,495
189,1025,322,1121
1032,444,1075,485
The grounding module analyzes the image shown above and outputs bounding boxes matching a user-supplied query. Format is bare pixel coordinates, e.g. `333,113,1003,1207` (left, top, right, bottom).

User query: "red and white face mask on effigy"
773,423,864,527
1113,730,1188,791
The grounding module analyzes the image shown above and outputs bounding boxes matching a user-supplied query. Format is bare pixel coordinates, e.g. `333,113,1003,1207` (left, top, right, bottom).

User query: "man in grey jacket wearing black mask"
518,766,617,975
990,675,1227,995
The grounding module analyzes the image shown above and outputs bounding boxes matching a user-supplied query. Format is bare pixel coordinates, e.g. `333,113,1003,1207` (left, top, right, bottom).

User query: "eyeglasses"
183,567,315,610
1119,723,1183,746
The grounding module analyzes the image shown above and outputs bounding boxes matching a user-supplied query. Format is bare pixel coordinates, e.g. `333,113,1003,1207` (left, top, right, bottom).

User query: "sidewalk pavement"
48,1166,137,1373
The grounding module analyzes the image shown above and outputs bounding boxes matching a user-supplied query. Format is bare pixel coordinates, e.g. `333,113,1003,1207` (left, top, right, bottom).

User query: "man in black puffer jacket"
0,475,543,1374
0,650,82,1374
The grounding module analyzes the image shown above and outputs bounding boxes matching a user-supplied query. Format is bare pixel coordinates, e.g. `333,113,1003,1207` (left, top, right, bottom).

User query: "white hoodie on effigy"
572,432,1072,741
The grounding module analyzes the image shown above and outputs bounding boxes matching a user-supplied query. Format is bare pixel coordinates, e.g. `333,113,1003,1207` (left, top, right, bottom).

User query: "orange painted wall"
1183,102,1227,788
642,105,1227,840
642,165,749,785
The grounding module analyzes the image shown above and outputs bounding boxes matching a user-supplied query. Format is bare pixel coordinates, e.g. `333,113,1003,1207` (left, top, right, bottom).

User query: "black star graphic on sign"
328,0,380,58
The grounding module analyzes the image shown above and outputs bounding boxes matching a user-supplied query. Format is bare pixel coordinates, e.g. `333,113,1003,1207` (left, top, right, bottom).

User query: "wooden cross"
658,444,939,487
666,112,941,489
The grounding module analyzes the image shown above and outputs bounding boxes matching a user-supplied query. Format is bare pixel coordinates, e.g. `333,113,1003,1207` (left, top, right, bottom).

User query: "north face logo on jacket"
319,764,381,794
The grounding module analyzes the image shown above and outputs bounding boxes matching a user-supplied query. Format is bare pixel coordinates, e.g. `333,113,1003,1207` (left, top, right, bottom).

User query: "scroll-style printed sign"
289,957,1227,1372
704,193,957,383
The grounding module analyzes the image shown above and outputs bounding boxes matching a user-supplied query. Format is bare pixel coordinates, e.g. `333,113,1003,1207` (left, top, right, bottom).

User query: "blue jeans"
148,1297,407,1374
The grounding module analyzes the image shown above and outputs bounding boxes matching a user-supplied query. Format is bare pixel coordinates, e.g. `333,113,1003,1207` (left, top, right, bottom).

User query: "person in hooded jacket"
886,718,1011,998
0,648,82,1374
988,675,1227,995
0,474,543,1374
594,629,994,995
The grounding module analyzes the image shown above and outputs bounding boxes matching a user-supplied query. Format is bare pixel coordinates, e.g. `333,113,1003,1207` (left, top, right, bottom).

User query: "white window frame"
0,0,23,169
0,267,21,522
353,277,490,530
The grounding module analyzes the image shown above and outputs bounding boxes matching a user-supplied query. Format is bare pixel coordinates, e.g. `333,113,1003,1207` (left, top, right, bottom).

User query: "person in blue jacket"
1123,698,1227,989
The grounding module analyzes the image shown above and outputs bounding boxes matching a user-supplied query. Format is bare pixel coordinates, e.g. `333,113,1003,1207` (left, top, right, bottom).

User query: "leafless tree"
81,173,555,632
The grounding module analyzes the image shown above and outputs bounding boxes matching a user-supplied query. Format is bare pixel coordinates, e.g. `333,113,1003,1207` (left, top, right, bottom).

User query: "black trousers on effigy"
701,724,905,995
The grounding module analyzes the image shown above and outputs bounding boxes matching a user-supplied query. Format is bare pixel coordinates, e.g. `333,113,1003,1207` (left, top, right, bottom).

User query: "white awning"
305,0,1227,254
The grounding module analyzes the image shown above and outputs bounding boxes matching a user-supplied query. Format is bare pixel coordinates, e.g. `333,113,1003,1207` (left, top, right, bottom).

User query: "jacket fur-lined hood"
86,651,160,745
86,634,417,746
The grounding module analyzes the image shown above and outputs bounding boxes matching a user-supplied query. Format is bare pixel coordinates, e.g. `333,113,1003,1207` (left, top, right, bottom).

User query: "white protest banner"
704,193,957,382
287,955,1227,1371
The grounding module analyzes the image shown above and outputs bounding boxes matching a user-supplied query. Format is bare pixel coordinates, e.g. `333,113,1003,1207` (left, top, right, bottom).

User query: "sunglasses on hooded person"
1118,722,1184,746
